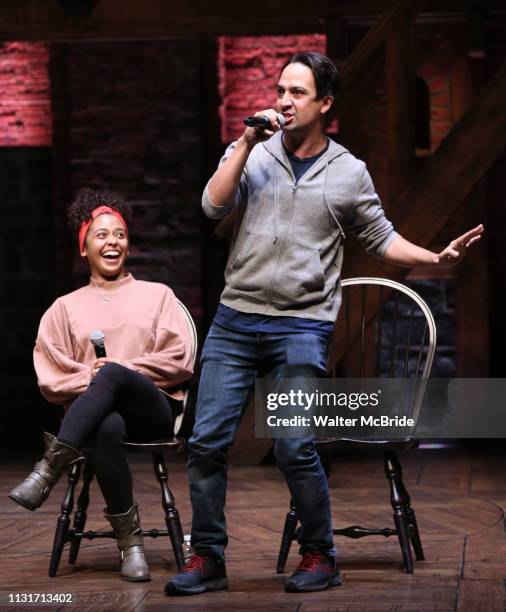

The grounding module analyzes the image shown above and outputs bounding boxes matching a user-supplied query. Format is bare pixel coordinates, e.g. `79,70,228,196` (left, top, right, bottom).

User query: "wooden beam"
455,181,489,376
386,61,506,248
337,0,429,119
450,33,489,377
386,4,416,201
0,0,337,41
339,0,424,88
325,14,348,64
2,1,505,41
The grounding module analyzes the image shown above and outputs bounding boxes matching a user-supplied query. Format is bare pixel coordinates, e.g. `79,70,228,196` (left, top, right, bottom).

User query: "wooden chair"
48,299,198,578
276,277,437,574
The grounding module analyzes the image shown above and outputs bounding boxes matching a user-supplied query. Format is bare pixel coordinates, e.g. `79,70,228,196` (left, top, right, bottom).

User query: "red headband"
78,205,128,254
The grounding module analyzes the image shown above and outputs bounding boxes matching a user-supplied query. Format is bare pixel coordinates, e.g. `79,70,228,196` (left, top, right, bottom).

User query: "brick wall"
0,40,205,444
218,34,327,143
0,42,56,442
52,40,203,322
0,42,52,146
216,25,467,193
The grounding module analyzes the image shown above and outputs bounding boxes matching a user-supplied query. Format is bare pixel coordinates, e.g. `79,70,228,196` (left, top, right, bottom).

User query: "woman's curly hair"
68,188,133,236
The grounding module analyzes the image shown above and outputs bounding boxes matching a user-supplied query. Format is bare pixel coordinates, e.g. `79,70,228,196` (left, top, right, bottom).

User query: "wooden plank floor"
1,449,505,611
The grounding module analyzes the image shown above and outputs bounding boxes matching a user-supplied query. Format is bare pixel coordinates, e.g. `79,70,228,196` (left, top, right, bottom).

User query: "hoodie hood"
262,131,350,180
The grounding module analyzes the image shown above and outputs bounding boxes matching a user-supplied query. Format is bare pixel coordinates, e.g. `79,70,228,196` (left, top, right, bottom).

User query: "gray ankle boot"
104,502,150,582
8,432,84,511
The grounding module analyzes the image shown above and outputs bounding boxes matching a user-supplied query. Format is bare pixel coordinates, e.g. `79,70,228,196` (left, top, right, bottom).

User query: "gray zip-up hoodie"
202,131,398,322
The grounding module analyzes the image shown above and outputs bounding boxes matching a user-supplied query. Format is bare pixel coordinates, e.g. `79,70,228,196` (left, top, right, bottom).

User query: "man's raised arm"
207,109,281,207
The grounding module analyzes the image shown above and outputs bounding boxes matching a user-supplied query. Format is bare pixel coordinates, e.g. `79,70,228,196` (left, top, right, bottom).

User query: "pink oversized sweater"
34,273,194,406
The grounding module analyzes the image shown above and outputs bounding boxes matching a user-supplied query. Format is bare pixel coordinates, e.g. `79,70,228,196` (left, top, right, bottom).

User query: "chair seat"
123,438,185,453
316,438,419,451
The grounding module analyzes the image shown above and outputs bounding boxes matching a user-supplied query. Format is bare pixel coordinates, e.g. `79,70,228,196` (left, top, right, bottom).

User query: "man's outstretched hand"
436,224,484,267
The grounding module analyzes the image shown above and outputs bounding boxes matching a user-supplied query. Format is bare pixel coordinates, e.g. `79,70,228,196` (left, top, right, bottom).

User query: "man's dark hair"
281,51,341,123
68,188,132,235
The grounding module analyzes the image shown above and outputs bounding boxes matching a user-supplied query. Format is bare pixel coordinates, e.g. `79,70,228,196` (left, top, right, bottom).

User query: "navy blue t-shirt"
285,138,329,182
213,304,333,339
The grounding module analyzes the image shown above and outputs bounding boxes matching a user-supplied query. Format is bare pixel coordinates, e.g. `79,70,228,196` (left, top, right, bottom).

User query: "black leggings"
58,363,173,514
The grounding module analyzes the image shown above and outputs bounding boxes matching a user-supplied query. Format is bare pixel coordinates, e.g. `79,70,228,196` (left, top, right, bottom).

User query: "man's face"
276,62,333,133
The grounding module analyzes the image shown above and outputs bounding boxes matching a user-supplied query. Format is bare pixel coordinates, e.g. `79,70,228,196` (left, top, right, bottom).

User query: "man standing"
165,52,482,596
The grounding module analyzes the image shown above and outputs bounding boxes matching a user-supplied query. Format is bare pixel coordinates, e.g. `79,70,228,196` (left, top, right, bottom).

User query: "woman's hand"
91,357,131,378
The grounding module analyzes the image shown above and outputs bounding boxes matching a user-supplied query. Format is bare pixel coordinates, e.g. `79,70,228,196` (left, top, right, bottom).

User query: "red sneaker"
285,550,341,592
164,553,229,595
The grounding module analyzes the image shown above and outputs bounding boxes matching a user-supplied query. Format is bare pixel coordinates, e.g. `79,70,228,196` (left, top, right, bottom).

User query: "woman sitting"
9,188,193,582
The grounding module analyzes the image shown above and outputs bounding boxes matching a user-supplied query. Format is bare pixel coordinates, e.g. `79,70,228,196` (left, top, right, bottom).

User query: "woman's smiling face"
82,213,128,281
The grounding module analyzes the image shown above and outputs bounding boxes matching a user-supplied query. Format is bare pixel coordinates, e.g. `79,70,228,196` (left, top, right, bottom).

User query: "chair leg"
69,462,94,564
277,500,298,574
152,452,185,571
49,462,81,577
384,451,414,573
405,505,425,561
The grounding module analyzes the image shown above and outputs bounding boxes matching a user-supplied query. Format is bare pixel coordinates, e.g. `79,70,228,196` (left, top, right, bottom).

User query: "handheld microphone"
244,113,286,129
90,330,106,359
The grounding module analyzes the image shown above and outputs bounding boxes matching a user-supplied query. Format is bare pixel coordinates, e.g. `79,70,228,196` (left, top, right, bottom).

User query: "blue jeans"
188,323,336,561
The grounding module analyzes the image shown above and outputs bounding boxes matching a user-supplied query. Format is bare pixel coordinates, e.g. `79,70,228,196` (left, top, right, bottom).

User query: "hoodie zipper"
265,181,299,312
261,135,348,312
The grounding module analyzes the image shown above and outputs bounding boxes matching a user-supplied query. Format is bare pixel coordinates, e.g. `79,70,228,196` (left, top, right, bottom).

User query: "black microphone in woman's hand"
90,330,106,358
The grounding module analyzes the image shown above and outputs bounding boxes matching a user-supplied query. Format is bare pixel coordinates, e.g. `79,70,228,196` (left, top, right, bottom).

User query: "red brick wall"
218,34,326,143
0,40,205,443
0,42,52,146
0,42,55,441
51,40,203,321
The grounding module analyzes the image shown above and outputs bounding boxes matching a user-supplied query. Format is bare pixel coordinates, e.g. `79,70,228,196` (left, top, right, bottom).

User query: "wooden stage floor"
1,448,505,611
